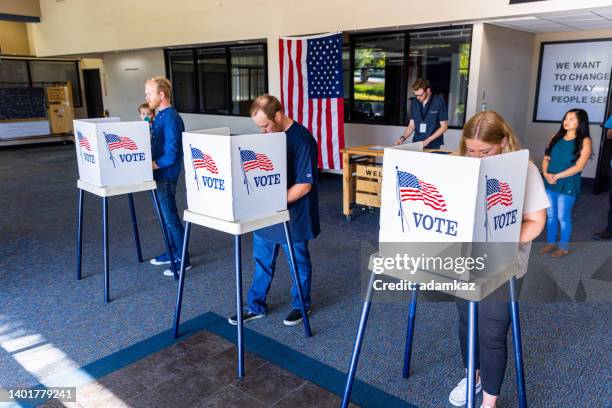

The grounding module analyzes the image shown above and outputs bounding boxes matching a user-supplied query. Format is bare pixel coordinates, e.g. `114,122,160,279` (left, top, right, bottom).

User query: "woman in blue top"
540,108,592,257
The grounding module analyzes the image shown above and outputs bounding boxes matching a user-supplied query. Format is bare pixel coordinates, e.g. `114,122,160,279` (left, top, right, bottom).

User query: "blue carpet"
1,144,611,408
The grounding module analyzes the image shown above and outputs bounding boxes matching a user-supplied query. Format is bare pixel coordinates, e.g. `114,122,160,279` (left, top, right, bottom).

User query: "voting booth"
73,118,153,188
74,118,176,303
181,127,287,221
341,148,531,408
173,127,311,381
378,148,529,291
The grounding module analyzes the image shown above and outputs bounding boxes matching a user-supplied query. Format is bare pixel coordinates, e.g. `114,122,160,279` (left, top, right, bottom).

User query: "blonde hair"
146,76,172,102
250,94,283,119
459,111,521,156
411,78,430,91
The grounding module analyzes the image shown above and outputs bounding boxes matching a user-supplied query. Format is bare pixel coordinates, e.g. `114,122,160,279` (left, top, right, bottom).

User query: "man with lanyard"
394,78,449,149
144,76,192,277
228,95,320,326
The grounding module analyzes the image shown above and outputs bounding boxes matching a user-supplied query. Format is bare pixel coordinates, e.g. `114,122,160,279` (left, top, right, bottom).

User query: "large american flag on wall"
279,32,345,170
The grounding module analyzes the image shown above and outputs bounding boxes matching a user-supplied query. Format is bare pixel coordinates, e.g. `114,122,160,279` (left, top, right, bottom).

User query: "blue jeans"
156,178,189,262
545,190,576,251
247,234,312,315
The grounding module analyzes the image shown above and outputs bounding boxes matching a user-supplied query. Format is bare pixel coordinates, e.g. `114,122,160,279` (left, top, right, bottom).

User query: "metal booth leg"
127,193,143,263
466,301,478,408
76,189,84,280
102,197,110,303
172,222,192,338
341,270,377,408
402,287,419,378
509,276,527,408
283,221,312,337
235,234,244,378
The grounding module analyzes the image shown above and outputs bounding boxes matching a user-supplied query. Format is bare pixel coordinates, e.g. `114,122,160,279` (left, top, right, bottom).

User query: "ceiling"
489,6,612,33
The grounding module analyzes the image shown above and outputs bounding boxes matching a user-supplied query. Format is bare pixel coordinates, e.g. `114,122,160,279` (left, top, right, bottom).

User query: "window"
165,42,267,116
167,49,197,113
407,28,471,127
345,26,472,127
29,60,82,106
230,44,266,116
0,59,29,87
0,58,82,106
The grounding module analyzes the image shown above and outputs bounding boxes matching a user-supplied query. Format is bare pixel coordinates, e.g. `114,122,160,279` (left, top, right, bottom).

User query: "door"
593,66,612,194
83,69,104,118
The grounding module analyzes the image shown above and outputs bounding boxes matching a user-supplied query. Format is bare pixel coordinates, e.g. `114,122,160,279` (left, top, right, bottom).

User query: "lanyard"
418,96,433,123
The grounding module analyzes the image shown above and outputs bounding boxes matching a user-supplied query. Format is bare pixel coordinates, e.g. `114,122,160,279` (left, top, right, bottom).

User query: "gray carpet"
0,143,610,407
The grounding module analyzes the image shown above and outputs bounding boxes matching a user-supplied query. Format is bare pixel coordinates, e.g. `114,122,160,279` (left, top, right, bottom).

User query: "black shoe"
228,310,265,325
283,308,311,326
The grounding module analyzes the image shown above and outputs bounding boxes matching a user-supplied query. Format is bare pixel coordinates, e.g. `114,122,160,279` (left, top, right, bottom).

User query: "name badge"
419,123,427,133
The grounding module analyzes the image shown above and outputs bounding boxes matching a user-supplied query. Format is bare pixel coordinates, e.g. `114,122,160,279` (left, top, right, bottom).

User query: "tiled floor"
39,330,358,408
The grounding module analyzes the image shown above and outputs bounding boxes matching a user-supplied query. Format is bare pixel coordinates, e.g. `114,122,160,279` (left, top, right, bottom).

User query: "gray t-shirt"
517,161,551,277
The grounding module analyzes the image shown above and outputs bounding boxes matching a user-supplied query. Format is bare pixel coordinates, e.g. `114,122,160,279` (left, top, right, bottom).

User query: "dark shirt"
255,122,321,243
410,94,448,149
151,106,185,181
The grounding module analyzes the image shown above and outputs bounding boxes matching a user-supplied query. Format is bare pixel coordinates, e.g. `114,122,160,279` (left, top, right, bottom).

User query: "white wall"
524,28,612,178
475,24,534,140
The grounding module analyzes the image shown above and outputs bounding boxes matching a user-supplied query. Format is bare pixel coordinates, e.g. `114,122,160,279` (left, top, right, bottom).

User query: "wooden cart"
341,144,453,221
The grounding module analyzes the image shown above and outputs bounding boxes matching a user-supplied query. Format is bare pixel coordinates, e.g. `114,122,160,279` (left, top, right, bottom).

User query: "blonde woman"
449,111,549,408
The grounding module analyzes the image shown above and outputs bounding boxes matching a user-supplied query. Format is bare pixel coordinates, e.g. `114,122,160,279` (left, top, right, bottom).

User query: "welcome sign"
182,127,287,222
73,118,153,187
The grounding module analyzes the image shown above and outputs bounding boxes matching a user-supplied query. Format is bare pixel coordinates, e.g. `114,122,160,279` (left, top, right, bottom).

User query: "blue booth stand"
341,262,527,408
76,179,178,303
172,209,312,378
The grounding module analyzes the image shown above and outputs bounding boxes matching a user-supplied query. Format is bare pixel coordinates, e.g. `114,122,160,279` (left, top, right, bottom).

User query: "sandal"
551,248,569,258
538,244,557,254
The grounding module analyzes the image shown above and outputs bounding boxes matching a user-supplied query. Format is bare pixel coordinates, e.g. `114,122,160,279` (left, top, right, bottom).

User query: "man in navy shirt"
144,76,192,276
228,95,320,326
395,78,449,149
593,115,612,240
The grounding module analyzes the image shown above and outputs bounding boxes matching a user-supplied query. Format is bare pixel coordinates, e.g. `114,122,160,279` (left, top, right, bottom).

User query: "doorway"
83,69,104,118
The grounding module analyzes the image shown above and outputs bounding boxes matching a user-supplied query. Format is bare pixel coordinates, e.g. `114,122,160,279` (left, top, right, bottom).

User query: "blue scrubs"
247,121,320,314
410,94,448,149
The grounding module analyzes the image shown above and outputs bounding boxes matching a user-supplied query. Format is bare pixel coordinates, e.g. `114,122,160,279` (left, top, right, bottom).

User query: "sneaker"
283,308,311,326
227,310,266,325
150,253,173,266
163,262,192,277
550,248,570,258
449,377,482,407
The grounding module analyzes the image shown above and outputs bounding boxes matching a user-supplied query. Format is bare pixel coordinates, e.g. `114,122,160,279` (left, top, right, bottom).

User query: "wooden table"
341,144,454,221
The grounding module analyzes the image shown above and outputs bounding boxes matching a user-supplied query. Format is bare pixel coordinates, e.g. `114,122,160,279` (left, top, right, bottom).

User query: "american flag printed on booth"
486,178,513,210
77,131,91,151
191,147,218,174
397,170,448,212
104,133,138,151
240,149,274,172
279,32,345,170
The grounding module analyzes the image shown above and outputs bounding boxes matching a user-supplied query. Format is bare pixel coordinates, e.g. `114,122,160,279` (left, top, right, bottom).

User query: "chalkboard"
0,87,47,120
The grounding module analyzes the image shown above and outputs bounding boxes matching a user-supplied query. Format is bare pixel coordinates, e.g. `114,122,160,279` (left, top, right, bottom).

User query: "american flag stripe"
105,134,138,151
279,33,344,170
397,171,447,212
486,179,513,210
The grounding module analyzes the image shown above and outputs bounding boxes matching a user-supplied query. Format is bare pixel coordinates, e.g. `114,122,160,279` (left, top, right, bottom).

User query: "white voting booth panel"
379,148,528,243
182,127,287,222
378,148,529,286
73,118,153,188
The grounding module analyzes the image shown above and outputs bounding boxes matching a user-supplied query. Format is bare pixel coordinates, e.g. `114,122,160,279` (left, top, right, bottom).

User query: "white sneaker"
449,377,482,407
163,262,192,277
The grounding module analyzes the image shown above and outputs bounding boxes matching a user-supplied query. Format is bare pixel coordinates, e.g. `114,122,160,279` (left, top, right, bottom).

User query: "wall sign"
534,39,612,124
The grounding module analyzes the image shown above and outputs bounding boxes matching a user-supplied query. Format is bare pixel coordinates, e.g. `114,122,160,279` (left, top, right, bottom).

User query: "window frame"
0,57,83,107
345,25,473,129
164,42,268,117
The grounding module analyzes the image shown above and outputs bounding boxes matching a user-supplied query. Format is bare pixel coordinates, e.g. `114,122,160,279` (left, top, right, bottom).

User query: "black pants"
456,278,523,396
